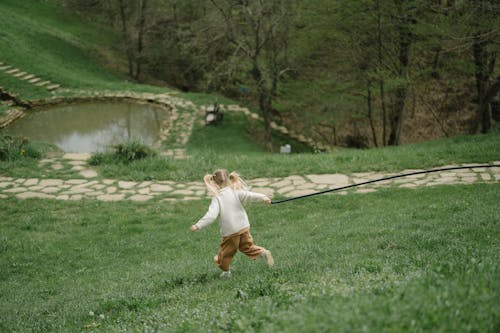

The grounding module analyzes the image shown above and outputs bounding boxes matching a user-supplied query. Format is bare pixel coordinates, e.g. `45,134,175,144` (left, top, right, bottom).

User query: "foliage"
89,141,157,165
112,141,157,162
0,135,41,161
0,184,498,331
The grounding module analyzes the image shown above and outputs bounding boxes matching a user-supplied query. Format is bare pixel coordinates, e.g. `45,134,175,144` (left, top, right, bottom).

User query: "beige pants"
214,228,265,271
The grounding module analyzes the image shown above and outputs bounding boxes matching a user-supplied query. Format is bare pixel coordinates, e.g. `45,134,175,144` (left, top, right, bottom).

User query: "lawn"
0,183,498,332
0,2,499,331
87,131,500,182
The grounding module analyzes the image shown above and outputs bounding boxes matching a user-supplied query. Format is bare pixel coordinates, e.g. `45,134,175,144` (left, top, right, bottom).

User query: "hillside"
1,0,499,153
56,0,499,148
2,0,498,151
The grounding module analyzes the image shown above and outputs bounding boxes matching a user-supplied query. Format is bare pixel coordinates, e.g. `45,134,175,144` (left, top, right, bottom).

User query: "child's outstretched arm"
190,197,220,232
238,190,271,204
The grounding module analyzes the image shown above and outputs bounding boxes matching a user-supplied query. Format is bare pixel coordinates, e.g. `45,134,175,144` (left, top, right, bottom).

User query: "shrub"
89,141,157,165
88,152,108,166
113,141,157,162
0,135,41,161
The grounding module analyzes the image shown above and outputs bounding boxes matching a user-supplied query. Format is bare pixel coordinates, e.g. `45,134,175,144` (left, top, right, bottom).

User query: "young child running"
190,169,274,277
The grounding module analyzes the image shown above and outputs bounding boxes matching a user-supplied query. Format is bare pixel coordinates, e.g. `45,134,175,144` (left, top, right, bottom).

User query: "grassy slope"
0,184,498,332
89,131,500,182
0,0,171,97
1,127,498,181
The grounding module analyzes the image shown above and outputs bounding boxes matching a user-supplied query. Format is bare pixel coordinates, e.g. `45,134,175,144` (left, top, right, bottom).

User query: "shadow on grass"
161,272,214,291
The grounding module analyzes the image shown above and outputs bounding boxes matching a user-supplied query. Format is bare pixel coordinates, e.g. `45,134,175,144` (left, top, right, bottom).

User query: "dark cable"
271,164,500,205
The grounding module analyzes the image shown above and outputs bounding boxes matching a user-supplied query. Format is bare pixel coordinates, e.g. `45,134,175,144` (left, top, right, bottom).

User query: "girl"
190,169,274,277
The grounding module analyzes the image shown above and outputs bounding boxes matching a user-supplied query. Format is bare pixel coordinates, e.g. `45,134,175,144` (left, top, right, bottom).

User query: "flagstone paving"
0,154,498,202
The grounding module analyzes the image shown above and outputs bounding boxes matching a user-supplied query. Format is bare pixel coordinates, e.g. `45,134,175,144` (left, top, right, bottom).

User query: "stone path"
223,104,328,151
0,154,498,202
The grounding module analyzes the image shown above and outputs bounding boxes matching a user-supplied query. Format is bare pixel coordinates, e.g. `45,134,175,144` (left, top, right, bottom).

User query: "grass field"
86,131,500,182
1,1,499,332
1,127,498,181
1,184,498,332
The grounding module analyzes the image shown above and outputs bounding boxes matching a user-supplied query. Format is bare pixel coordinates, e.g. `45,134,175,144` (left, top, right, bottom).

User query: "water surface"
1,101,170,153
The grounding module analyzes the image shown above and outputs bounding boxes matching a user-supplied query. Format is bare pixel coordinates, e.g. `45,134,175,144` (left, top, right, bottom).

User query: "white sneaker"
261,250,274,268
220,271,231,278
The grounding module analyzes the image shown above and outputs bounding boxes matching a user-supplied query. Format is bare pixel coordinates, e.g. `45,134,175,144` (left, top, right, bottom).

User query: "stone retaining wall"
0,108,25,128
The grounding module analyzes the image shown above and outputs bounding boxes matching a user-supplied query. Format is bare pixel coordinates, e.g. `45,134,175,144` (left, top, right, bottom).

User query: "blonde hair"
204,169,248,194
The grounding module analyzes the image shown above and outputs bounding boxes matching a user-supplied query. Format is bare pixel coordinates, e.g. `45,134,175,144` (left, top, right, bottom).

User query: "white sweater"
195,187,266,236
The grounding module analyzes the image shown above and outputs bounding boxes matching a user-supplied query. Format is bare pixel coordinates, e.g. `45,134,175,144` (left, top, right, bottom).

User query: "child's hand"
190,225,199,232
263,196,271,205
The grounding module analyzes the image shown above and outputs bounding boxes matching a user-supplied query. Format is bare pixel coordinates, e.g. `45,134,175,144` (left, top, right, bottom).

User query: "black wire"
271,164,500,205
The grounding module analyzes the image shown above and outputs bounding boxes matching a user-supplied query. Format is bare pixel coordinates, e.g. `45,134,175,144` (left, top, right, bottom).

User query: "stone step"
0,65,11,71
21,74,35,80
46,84,61,91
13,71,28,78
0,108,25,128
35,80,51,87
6,68,19,74
28,77,41,83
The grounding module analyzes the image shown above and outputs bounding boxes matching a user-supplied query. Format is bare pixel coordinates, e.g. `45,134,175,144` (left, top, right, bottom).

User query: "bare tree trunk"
431,46,441,79
388,0,412,146
389,86,407,146
366,83,378,147
118,0,134,77
472,35,496,133
251,60,272,146
376,0,387,146
135,0,148,81
380,82,387,146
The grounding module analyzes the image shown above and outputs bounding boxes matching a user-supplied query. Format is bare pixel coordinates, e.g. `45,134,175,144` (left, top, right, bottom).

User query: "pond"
1,101,171,153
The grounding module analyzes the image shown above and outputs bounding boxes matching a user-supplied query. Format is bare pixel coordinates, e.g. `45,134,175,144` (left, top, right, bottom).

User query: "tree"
468,1,500,133
118,0,134,77
134,0,148,81
332,0,418,146
440,0,500,133
209,0,295,146
387,0,416,146
117,0,149,81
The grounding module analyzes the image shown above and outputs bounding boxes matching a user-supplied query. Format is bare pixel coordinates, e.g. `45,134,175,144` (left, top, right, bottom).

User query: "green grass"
6,130,497,181
0,0,174,98
1,183,498,332
0,105,10,117
1,3,498,331
0,71,52,100
0,0,117,87
187,111,264,154
1,117,498,182
87,132,500,182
